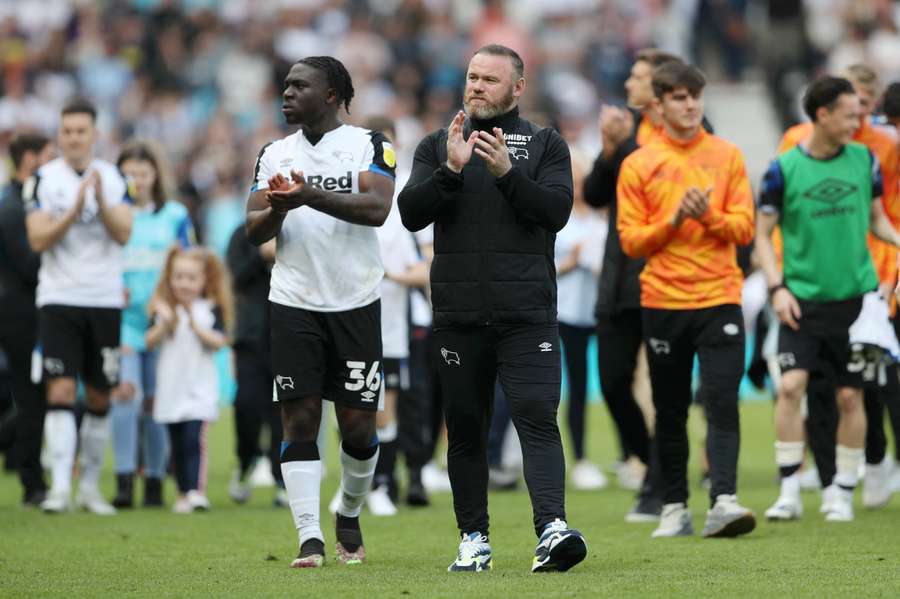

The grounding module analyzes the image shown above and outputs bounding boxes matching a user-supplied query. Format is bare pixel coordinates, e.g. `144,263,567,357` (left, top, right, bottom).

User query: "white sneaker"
863,460,892,509
824,489,854,522
40,489,71,514
819,485,840,514
228,468,253,504
615,460,644,492
765,494,802,521
888,460,900,493
798,466,821,491
186,490,211,511
367,485,397,516
651,503,694,538
172,495,192,514
571,460,608,491
702,495,756,538
250,457,276,488
448,532,492,572
75,486,117,516
422,462,452,493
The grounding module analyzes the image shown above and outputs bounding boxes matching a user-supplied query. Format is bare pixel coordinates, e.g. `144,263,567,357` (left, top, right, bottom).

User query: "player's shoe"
651,503,694,538
625,496,662,523
765,494,803,521
422,461,452,493
448,532,492,572
40,489,71,514
862,460,891,509
701,495,756,538
367,484,397,516
819,485,840,514
228,468,252,504
615,459,644,491
75,486,117,516
824,489,854,522
186,490,210,512
291,539,325,568
531,519,587,573
334,514,365,565
571,460,608,491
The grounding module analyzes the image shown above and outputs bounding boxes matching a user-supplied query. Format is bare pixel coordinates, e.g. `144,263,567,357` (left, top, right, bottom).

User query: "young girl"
111,140,193,509
146,246,233,513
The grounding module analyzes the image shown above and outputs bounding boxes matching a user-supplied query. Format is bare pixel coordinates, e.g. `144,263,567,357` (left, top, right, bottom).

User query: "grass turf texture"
1,402,899,598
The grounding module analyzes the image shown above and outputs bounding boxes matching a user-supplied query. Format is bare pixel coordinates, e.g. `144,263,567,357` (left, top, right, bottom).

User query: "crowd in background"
1,0,900,250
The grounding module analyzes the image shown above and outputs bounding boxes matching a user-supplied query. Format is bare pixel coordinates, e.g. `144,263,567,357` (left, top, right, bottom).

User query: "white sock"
79,412,109,491
774,441,804,497
835,445,864,492
44,409,76,494
280,459,323,547
377,421,398,443
337,444,379,518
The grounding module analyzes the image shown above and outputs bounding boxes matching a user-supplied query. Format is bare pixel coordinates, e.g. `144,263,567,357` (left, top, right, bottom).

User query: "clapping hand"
267,170,307,214
446,110,477,173
473,127,512,178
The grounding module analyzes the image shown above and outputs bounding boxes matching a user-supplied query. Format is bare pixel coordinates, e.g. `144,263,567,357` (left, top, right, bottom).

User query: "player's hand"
599,105,633,155
772,286,802,331
681,187,710,219
74,173,93,214
474,128,512,178
267,170,307,214
92,170,106,211
446,110,477,173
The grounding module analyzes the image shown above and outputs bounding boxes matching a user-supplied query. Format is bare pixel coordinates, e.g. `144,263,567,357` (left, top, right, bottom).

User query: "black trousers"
234,347,282,483
398,325,435,475
805,372,838,487
596,309,650,464
643,305,745,506
559,323,593,460
0,317,45,497
434,324,565,536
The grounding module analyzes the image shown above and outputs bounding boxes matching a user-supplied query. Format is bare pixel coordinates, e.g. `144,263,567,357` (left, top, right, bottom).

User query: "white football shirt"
253,125,396,312
25,157,129,308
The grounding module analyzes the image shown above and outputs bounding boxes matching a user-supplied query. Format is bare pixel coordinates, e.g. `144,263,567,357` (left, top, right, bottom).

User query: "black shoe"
406,481,430,507
143,477,163,507
23,489,47,508
625,495,663,523
112,473,134,508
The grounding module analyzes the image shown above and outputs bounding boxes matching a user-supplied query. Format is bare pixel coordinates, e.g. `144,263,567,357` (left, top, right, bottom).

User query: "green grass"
1,402,899,598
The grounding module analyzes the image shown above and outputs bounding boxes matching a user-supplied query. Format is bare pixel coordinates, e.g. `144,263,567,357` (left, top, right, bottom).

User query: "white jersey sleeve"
251,142,276,192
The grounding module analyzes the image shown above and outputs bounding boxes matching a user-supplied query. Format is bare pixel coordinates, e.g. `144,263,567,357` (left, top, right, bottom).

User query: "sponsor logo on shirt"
306,172,353,193
382,142,397,168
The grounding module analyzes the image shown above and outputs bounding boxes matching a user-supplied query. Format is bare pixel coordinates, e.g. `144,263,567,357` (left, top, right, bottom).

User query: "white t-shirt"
154,299,221,424
554,209,607,327
410,224,433,328
25,157,128,308
377,202,419,359
253,125,396,312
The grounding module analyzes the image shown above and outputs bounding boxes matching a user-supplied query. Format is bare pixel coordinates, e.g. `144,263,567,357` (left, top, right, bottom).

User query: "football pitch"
1,401,899,598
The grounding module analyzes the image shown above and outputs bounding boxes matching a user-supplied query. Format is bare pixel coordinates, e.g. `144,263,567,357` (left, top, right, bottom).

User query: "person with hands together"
617,62,756,540
399,44,587,574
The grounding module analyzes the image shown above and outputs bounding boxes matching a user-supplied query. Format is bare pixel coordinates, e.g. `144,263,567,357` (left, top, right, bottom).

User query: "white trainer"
228,468,252,504
765,494,803,521
187,490,211,511
75,486,117,516
862,460,892,509
422,462,452,493
702,495,756,538
571,460,608,491
366,485,397,516
798,466,821,491
824,489,854,522
40,489,72,514
651,503,694,538
615,460,644,492
250,457,276,488
172,496,192,514
819,485,840,514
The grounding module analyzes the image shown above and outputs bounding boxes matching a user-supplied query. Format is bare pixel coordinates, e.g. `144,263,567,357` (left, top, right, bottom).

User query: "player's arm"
300,169,393,226
491,128,573,233
871,198,900,248
616,157,678,257
94,172,132,245
25,175,88,252
398,133,461,232
245,144,287,246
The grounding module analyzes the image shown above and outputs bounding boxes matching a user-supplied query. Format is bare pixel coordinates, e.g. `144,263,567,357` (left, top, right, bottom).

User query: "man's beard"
464,86,515,120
